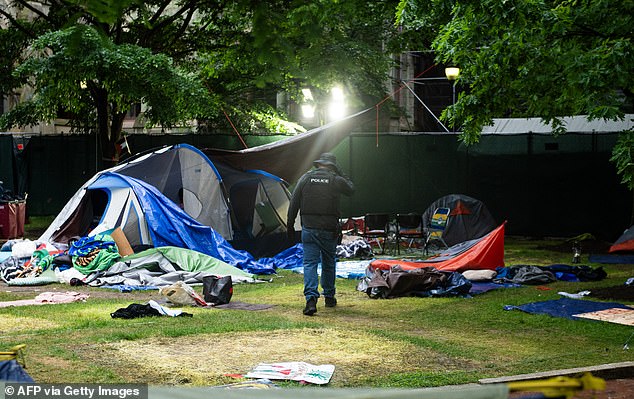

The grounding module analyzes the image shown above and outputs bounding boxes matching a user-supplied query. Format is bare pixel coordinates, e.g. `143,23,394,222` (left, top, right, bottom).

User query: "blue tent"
39,145,303,274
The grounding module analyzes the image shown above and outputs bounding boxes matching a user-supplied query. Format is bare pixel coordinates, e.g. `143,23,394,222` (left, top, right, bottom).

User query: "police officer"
287,153,355,316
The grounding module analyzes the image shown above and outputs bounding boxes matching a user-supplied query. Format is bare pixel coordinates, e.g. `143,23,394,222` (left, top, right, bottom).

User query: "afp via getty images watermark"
2,384,148,399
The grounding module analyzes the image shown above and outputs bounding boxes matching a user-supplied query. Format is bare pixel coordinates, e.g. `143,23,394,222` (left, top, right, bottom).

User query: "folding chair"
424,207,450,253
395,213,423,254
361,213,391,254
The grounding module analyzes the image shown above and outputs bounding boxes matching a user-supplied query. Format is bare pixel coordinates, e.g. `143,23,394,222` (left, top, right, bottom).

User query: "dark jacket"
287,167,354,232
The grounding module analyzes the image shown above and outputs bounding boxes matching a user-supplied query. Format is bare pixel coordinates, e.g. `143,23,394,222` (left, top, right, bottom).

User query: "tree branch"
150,0,196,32
148,0,171,25
164,6,196,49
0,8,38,38
13,0,56,26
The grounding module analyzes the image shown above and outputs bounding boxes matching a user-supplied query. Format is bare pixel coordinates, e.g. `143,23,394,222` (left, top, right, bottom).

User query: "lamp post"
444,67,460,133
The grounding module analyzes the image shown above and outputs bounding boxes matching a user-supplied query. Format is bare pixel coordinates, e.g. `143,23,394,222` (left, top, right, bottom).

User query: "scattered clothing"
69,233,121,275
540,264,607,282
588,285,634,301
336,238,373,259
495,264,606,285
9,240,37,259
110,300,192,319
7,268,59,286
494,265,556,285
558,291,591,299
0,291,89,308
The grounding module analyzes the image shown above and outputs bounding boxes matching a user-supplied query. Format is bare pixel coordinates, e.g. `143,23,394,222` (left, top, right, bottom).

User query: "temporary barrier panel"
0,201,26,239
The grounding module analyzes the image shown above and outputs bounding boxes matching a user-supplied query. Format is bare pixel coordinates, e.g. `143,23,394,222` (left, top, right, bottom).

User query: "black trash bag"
202,275,233,305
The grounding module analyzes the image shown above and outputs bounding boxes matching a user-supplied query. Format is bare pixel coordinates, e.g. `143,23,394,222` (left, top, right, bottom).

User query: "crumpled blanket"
68,233,121,275
0,291,89,308
336,238,373,259
0,256,26,283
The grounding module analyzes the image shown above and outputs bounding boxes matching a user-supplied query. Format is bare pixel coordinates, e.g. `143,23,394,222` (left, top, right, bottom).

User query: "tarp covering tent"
205,108,375,183
88,246,257,287
422,194,497,247
370,223,505,273
609,225,634,253
40,144,298,258
42,171,281,274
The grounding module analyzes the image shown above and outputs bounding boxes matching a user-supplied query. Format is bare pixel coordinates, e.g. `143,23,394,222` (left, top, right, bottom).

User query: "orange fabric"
609,239,634,253
450,200,472,216
370,223,505,272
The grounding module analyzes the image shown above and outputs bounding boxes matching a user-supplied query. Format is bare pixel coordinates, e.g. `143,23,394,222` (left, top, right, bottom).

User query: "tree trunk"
91,85,128,168
110,110,126,162
631,189,634,226
92,86,112,165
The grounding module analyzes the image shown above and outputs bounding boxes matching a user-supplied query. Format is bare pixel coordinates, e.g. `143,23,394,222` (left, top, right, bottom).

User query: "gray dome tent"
40,144,299,257
422,194,497,247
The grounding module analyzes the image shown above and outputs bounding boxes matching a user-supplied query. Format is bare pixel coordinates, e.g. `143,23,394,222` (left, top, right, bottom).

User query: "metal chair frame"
395,213,424,254
362,213,391,254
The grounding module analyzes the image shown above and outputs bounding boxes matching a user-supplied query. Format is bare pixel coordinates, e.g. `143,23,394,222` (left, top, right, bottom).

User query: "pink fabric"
0,291,89,308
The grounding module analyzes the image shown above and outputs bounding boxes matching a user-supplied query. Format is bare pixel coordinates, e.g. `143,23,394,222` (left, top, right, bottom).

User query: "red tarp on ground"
370,223,505,272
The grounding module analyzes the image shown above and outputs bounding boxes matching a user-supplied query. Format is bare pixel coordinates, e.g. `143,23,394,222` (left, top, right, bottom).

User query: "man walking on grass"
287,153,355,316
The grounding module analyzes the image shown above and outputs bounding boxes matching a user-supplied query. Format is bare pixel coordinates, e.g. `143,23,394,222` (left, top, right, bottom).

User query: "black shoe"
325,297,337,308
303,297,317,316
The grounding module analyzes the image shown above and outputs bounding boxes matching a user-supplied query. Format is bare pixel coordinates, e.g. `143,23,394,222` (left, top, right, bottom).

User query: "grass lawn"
1,217,632,387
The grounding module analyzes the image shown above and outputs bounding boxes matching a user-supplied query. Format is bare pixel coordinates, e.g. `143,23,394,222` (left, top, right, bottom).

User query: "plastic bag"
202,275,233,305
159,281,207,306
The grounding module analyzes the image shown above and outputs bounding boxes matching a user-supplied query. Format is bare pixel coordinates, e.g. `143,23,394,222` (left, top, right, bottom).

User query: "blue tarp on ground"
504,297,633,320
109,173,303,275
588,254,634,264
0,360,34,382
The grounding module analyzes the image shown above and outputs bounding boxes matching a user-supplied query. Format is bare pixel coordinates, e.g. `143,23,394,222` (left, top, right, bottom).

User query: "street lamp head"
444,67,460,81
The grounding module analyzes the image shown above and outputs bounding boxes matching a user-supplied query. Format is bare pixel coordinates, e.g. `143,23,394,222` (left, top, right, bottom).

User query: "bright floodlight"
328,103,346,121
328,86,346,121
301,104,315,119
331,86,344,102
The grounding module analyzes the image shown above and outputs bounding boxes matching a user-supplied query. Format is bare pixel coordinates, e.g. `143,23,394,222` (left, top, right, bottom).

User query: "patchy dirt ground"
74,327,480,386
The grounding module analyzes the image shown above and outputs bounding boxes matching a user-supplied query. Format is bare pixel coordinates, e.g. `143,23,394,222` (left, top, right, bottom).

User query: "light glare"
301,104,315,119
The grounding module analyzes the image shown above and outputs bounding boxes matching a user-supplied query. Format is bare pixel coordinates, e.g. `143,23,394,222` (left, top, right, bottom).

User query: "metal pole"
452,82,456,133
